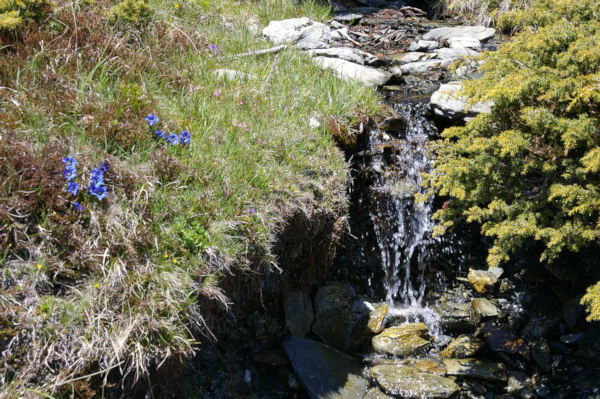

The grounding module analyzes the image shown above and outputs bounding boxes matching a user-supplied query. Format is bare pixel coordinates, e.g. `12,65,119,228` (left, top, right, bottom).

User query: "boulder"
465,266,503,293
312,284,354,349
285,290,314,337
443,358,507,381
307,47,381,66
440,334,483,358
313,57,390,86
407,39,439,52
423,26,495,42
400,59,443,75
283,336,368,399
369,365,460,398
372,323,431,356
448,37,482,50
263,18,330,49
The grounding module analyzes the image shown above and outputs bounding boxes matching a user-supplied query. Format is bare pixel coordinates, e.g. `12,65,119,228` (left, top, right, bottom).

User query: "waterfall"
368,102,441,333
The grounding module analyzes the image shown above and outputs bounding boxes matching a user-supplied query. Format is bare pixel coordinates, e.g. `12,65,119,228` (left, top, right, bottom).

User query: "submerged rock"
369,365,459,398
443,358,507,381
372,323,431,356
283,336,368,399
263,18,330,49
285,290,314,337
440,334,483,358
312,57,390,86
422,26,495,42
367,303,389,334
430,82,493,121
466,267,503,293
313,283,354,349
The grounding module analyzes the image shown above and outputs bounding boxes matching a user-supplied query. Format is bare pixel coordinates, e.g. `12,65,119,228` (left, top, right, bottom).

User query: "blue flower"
99,161,109,172
145,114,159,127
62,156,77,167
166,133,180,145
73,201,83,211
209,44,219,54
179,130,191,144
91,185,107,200
63,166,77,181
155,130,166,140
66,181,79,196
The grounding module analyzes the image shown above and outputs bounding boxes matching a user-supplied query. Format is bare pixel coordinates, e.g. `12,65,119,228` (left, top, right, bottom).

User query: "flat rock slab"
372,323,431,356
407,39,439,52
443,358,507,381
369,365,460,398
313,56,390,86
307,47,381,66
283,336,368,399
430,82,493,121
423,26,495,42
400,59,443,75
263,18,330,49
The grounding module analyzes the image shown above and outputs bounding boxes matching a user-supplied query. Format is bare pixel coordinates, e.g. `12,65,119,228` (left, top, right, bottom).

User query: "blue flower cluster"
62,156,79,196
146,114,192,147
87,161,109,201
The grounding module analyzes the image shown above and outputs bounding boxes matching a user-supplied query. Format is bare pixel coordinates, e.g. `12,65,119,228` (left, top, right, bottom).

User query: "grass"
432,0,534,26
0,0,381,396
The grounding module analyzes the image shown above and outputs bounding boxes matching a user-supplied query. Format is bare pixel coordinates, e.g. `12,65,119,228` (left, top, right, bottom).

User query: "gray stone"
440,334,483,358
433,47,480,60
464,267,503,293
391,51,431,64
213,69,252,80
400,59,443,75
372,323,431,356
312,57,390,86
448,37,482,50
332,12,363,23
433,301,478,333
471,298,498,318
307,47,381,66
285,290,314,337
423,26,496,42
313,284,354,349
330,28,348,41
369,365,459,398
443,358,507,381
407,39,440,52
283,336,368,399
263,18,330,49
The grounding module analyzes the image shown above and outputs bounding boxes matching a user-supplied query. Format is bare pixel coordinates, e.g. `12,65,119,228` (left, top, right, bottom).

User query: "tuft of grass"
0,0,380,395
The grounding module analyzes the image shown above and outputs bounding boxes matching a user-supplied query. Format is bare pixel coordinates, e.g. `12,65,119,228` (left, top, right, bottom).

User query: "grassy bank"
0,0,380,396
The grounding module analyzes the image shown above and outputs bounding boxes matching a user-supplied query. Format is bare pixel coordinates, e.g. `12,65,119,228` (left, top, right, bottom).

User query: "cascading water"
369,102,442,334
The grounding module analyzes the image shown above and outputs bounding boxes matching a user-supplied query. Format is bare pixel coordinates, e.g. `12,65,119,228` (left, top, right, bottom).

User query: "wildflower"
164,253,169,258
87,164,107,201
99,160,109,172
66,181,79,196
62,156,77,167
93,283,100,289
167,132,180,145
212,90,222,98
73,201,83,211
145,114,159,126
180,130,191,144
209,44,219,54
155,130,166,140
189,83,201,91
89,168,104,186
63,167,77,181
90,185,107,201
249,208,255,214
174,2,179,7
36,264,42,269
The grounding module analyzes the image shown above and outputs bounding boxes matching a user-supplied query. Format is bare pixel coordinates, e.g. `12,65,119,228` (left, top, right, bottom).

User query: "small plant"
0,0,53,31
146,113,192,147
107,0,152,27
61,156,109,206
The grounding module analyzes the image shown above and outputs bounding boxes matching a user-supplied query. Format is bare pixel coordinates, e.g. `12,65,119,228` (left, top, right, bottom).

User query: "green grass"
0,0,380,396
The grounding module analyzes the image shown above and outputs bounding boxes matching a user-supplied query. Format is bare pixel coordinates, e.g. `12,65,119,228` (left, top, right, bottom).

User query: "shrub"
432,0,533,26
424,0,600,319
106,0,152,27
0,0,53,30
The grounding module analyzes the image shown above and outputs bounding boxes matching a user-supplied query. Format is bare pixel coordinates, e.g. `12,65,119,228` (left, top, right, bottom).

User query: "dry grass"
432,0,534,26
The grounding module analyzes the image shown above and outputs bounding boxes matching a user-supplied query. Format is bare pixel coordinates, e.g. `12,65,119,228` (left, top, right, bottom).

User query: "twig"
342,30,362,47
230,44,287,59
263,54,280,92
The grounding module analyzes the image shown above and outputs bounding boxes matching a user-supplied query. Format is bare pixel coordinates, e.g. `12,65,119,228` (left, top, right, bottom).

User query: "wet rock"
471,298,498,319
407,39,440,52
559,332,584,344
213,69,253,80
313,284,354,349
362,387,393,399
482,321,530,358
403,358,447,375
312,57,390,86
400,59,443,75
443,358,507,381
285,290,314,337
434,301,478,333
372,323,431,356
466,267,503,293
263,18,330,49
307,47,381,66
283,336,369,399
506,371,531,394
369,365,460,398
562,297,583,329
367,303,389,334
422,26,496,42
522,313,559,339
440,334,483,358
530,339,552,372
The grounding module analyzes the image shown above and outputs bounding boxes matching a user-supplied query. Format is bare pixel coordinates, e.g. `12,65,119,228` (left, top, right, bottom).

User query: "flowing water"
368,102,442,334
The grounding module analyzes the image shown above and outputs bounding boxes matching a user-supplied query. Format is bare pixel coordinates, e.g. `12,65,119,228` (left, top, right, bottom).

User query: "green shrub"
424,0,600,319
432,0,533,26
107,0,151,27
0,0,53,30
